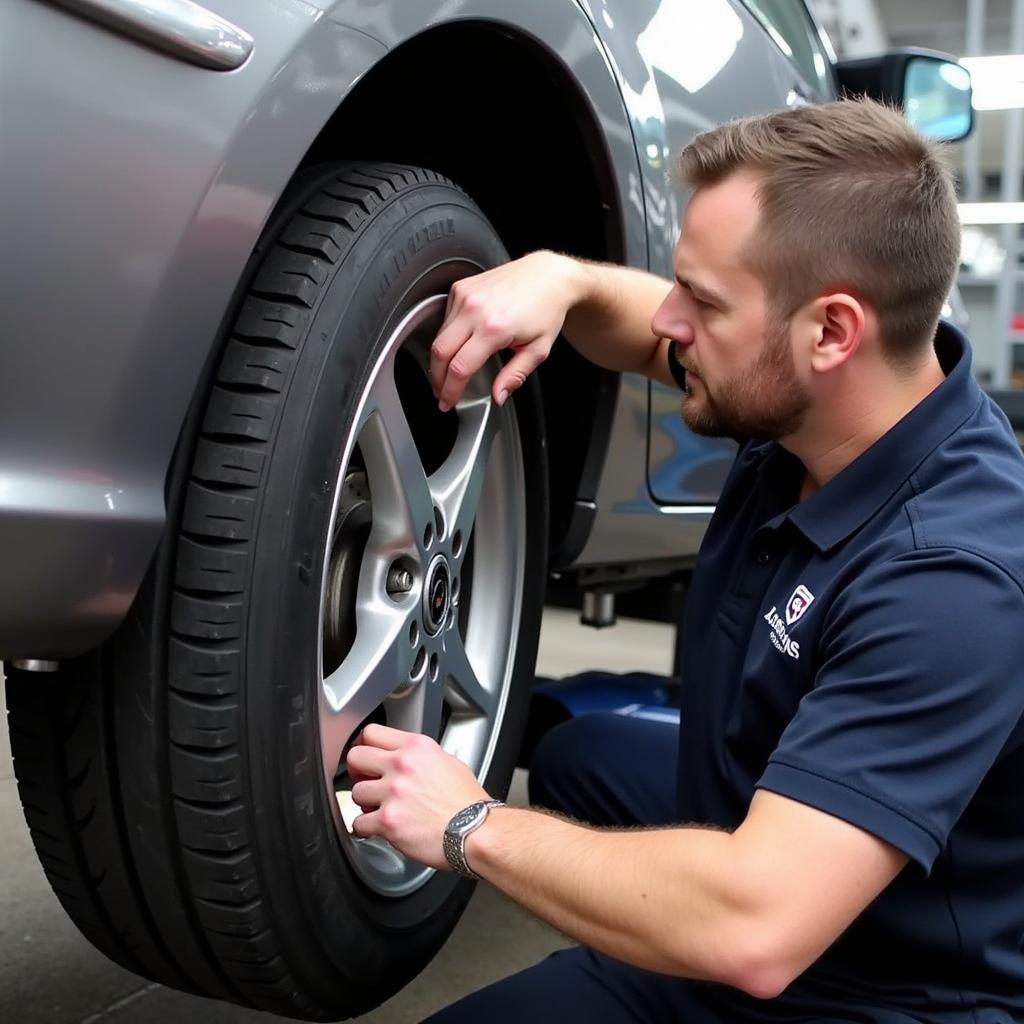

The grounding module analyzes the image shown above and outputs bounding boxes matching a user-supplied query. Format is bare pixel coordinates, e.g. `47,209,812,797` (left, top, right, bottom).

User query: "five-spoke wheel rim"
317,294,526,897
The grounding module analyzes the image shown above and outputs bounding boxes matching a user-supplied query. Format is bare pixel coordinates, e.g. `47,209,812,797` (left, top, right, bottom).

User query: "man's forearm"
465,806,765,991
558,256,674,379
348,729,909,1002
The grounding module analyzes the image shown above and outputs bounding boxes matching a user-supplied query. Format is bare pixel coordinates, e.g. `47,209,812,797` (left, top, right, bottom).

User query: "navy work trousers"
423,712,725,1023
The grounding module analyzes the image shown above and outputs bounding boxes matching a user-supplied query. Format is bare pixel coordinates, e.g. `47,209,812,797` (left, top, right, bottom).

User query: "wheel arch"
0,3,642,659
298,18,636,562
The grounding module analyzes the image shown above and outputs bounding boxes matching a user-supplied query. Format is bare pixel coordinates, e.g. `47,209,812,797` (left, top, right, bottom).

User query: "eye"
680,282,715,311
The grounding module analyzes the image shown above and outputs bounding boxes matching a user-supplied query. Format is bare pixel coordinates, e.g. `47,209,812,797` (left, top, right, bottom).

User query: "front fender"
1,0,384,657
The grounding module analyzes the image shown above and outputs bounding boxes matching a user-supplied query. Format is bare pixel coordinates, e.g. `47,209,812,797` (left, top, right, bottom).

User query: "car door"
642,0,839,507
745,0,839,103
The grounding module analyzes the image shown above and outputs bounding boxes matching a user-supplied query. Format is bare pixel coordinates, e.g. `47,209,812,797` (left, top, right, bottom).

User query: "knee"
527,712,621,814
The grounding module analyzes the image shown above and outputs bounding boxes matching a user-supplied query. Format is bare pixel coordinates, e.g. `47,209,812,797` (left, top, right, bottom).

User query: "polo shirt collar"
763,322,982,553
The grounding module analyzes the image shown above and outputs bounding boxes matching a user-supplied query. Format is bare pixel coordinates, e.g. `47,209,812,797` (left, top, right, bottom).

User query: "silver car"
2,0,971,1017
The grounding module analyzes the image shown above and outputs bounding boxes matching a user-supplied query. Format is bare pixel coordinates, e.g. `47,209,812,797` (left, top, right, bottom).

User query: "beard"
680,320,810,441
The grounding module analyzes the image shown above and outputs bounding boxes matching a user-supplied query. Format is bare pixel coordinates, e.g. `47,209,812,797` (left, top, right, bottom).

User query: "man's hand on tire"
429,250,586,412
347,724,492,870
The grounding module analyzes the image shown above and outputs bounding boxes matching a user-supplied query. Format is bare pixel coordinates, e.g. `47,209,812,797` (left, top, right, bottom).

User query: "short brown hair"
677,98,960,363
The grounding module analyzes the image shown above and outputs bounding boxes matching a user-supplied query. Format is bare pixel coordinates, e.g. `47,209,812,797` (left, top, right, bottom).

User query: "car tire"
6,163,548,1019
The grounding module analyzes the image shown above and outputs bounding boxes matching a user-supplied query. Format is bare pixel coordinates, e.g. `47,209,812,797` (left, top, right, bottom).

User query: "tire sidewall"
242,177,546,1001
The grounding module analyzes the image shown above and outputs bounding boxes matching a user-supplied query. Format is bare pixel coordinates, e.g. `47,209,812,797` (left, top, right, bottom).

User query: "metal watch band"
443,799,505,879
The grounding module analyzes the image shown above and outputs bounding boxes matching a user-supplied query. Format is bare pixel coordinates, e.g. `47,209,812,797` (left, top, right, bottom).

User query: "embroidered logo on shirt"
764,606,801,659
785,585,815,626
763,586,814,660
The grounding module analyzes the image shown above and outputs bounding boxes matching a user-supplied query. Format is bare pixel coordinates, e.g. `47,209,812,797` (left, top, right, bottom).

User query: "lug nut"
387,567,414,595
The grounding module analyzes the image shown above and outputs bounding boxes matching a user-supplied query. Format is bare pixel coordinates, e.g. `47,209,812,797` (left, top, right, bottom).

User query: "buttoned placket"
715,521,791,646
738,524,784,595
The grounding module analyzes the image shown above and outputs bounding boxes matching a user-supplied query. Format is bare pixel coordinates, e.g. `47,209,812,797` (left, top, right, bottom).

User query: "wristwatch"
443,799,505,879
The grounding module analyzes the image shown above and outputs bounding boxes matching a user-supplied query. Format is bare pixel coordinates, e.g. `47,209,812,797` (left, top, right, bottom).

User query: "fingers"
351,809,381,839
350,778,385,810
431,277,485,404
359,723,407,749
346,744,387,781
431,277,520,412
494,344,549,407
429,315,472,405
431,260,562,411
346,763,374,785
433,330,504,413
346,724,419,779
351,805,402,841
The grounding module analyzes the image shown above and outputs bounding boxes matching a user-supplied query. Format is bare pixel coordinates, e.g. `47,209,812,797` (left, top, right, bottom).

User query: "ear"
805,293,865,374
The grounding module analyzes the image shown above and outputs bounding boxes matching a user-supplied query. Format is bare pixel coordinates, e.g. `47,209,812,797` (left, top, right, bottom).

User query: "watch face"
450,803,485,834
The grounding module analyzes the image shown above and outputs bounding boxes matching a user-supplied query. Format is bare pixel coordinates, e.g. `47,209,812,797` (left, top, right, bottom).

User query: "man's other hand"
429,250,588,412
346,724,491,870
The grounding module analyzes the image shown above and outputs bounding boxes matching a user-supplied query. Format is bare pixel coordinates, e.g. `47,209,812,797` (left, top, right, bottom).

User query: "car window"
744,0,834,99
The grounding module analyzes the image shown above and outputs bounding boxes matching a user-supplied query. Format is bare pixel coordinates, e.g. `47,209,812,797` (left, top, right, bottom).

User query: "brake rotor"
323,469,371,674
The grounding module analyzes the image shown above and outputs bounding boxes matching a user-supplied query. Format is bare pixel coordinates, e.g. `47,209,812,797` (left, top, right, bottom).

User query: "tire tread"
6,161,473,1020
165,162,453,1015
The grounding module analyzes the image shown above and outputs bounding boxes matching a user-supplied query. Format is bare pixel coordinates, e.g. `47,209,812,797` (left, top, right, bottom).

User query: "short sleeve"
757,547,1024,874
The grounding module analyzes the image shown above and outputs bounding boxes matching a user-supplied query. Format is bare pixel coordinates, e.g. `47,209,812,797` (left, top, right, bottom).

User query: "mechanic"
345,98,1024,1022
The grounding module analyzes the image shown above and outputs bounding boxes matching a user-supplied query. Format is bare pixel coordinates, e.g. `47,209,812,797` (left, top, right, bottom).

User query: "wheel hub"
422,554,452,636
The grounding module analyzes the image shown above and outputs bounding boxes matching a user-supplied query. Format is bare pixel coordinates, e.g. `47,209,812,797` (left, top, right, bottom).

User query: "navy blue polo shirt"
677,323,1024,1022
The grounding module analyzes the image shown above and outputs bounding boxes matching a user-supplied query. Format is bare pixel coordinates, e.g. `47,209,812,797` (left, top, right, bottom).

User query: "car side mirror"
836,48,974,142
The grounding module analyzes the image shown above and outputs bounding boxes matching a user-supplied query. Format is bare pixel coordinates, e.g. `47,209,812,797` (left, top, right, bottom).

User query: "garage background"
5,0,1024,1021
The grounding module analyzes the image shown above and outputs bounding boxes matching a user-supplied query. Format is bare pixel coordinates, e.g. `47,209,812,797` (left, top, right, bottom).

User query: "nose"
650,286,695,346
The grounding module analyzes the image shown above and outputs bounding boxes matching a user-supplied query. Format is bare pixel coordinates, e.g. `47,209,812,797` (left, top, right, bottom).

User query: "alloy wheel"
317,295,526,897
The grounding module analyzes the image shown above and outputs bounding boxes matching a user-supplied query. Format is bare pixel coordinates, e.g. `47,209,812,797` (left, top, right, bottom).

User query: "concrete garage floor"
0,607,674,1024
